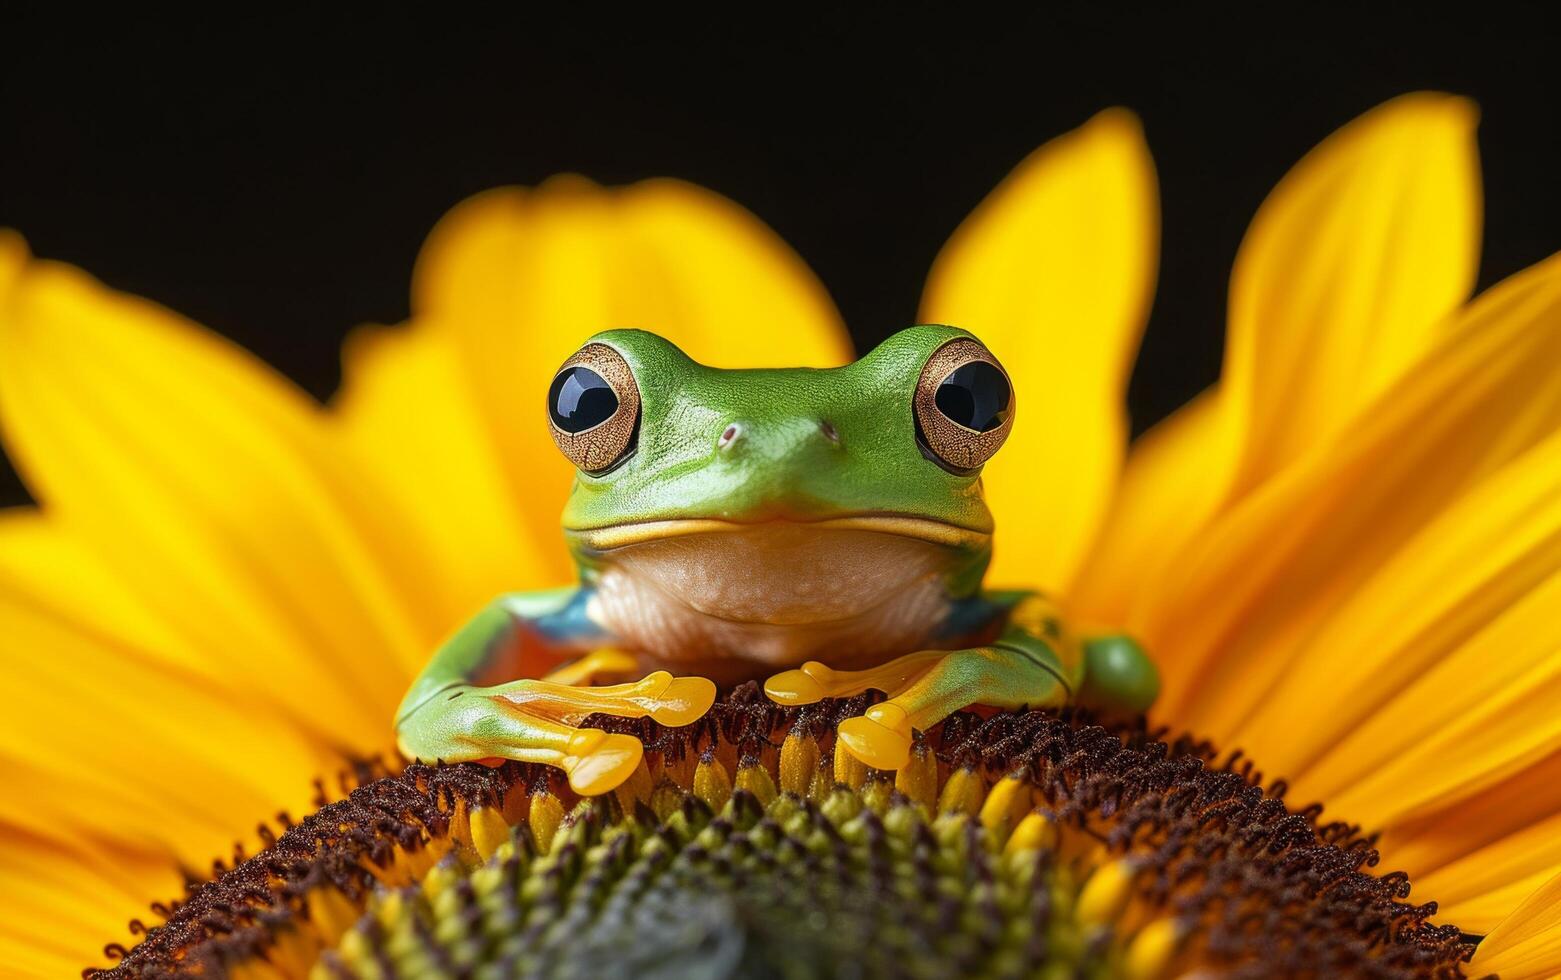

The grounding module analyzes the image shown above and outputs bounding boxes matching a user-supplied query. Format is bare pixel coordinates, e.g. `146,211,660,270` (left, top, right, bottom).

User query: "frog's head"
546,325,1014,604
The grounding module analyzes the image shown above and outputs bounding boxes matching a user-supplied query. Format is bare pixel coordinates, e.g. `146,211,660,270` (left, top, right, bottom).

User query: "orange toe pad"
837,703,914,770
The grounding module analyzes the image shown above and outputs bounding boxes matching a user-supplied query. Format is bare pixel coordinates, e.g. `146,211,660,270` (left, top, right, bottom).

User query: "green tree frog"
395,326,1158,795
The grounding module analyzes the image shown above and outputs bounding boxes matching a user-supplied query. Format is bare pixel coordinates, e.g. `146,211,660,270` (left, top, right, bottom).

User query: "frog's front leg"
396,588,716,795
763,593,1157,771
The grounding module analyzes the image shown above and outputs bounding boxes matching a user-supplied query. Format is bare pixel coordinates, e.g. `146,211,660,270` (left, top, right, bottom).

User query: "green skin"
396,325,1158,793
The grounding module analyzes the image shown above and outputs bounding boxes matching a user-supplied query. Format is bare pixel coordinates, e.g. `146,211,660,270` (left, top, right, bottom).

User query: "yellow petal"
0,526,335,974
1074,93,1479,626
0,243,439,750
1069,388,1230,626
1223,91,1480,492
0,509,194,673
920,109,1158,593
1327,637,1561,825
1236,425,1561,792
0,546,331,862
0,514,342,859
0,514,327,846
1381,748,1561,932
1470,870,1561,979
1149,251,1561,727
1385,750,1561,904
0,828,180,977
333,322,564,618
1409,809,1561,934
413,177,850,368
344,177,851,609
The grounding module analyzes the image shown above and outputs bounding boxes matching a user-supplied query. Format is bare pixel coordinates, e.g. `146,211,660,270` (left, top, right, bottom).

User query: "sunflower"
2,90,1559,978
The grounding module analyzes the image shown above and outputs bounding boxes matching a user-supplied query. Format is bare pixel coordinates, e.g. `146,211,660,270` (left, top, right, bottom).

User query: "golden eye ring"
913,337,1015,472
546,343,641,473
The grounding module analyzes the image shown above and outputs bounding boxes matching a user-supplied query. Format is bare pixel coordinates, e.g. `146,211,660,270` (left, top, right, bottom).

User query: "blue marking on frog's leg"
396,587,604,726
505,586,613,647
394,586,715,796
935,592,1015,644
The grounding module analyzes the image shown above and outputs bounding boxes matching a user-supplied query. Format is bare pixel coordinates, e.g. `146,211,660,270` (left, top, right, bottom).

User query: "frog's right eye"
547,343,641,473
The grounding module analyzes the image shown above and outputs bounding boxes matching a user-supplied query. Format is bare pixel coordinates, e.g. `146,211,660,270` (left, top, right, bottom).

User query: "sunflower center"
89,686,1474,979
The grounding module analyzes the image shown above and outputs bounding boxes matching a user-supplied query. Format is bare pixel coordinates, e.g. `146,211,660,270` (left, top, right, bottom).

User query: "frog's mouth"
566,515,990,553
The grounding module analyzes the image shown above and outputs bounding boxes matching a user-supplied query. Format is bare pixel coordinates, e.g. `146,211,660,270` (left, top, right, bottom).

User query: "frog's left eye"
914,337,1015,472
547,343,641,473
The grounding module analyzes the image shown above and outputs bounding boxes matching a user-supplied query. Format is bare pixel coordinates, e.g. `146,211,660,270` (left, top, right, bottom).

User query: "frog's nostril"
819,420,841,445
718,423,743,451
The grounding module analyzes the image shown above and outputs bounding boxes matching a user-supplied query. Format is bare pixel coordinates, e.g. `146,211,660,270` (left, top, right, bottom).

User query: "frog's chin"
565,515,990,553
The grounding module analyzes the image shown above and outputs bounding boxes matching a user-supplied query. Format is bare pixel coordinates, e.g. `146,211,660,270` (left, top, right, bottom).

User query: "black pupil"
549,367,618,433
935,361,1010,432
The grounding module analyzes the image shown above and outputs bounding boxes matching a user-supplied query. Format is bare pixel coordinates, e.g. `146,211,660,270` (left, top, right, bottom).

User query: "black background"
2,9,1559,509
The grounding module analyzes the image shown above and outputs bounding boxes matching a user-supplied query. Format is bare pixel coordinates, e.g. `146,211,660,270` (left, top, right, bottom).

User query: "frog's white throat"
578,520,986,681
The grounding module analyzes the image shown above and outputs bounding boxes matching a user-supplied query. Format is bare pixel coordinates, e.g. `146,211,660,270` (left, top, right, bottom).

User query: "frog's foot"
763,652,949,706
398,671,716,796
497,670,717,730
764,648,1068,771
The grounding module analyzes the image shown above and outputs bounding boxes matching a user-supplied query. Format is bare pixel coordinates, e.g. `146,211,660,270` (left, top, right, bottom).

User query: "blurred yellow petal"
1074,93,1479,626
1410,810,1561,934
0,830,179,976
1384,748,1561,934
413,177,849,368
0,549,330,861
1069,388,1230,626
1395,744,1561,858
0,244,441,751
1298,574,1561,821
0,521,331,974
1329,643,1561,824
1236,427,1561,792
0,513,326,850
1470,870,1561,980
0,509,196,672
1148,252,1561,725
1224,91,1481,491
344,178,851,604
920,109,1158,593
333,322,558,621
